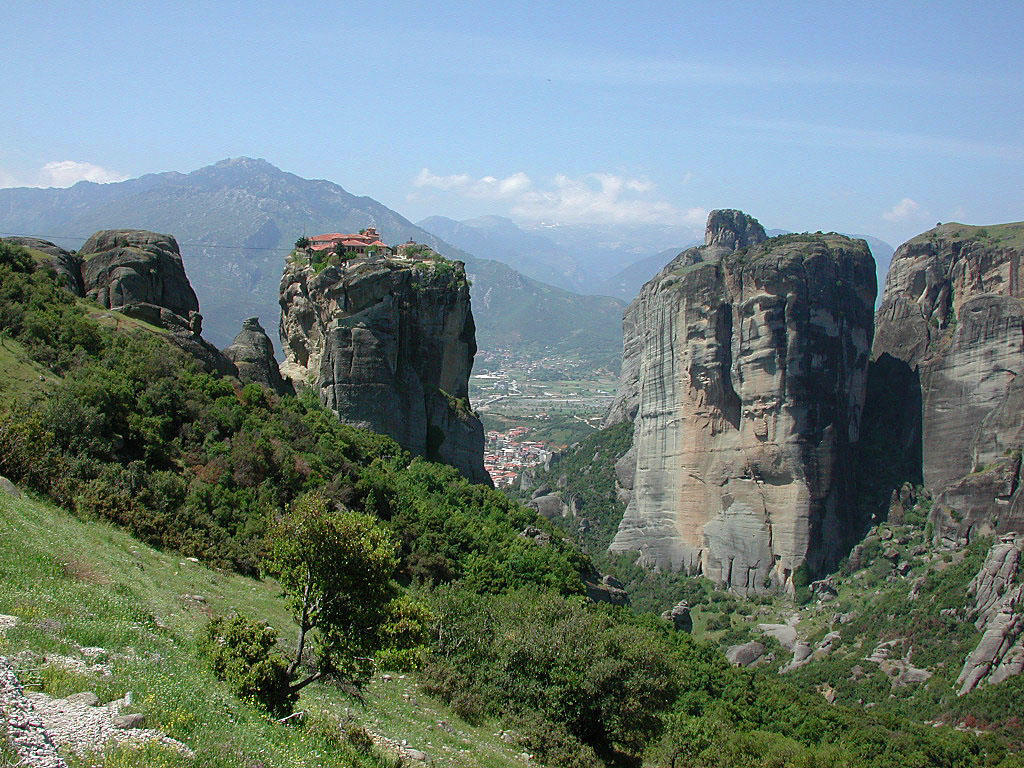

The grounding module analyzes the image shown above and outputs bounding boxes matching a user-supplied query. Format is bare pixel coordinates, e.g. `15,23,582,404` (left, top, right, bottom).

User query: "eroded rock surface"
608,210,876,592
279,251,489,484
957,534,1024,694
223,317,292,395
871,222,1024,543
79,230,200,323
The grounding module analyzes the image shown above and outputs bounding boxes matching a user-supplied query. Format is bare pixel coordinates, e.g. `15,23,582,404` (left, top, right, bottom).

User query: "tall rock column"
279,250,490,485
871,222,1024,544
609,211,876,593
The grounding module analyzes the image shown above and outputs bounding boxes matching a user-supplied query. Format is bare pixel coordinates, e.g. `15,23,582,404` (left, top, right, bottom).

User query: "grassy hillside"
5,237,1024,768
0,335,60,399
0,490,530,768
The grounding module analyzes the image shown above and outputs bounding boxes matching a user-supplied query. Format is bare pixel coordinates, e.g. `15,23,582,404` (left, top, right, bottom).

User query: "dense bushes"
0,242,587,590
422,588,682,765
0,240,104,371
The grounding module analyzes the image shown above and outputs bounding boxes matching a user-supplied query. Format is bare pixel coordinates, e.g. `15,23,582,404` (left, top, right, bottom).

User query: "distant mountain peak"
210,156,278,171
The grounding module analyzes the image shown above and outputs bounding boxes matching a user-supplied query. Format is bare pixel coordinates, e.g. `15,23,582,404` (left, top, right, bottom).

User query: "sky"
2,0,1022,245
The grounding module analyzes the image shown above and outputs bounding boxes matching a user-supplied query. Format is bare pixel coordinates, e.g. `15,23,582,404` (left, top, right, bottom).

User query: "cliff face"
280,250,489,485
608,211,876,592
871,223,1024,544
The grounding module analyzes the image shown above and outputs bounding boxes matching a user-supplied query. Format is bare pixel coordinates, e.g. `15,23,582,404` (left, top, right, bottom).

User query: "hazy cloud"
883,197,926,223
412,168,703,226
727,118,1024,162
413,168,532,199
0,160,128,188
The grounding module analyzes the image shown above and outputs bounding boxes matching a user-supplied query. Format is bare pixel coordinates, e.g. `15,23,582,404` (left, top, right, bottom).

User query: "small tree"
294,236,310,250
263,492,398,693
333,242,352,263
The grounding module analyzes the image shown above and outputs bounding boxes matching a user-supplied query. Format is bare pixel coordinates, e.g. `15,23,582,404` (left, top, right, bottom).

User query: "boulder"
112,713,146,729
957,534,1024,694
529,493,567,520
607,211,876,592
0,475,21,498
79,230,200,323
726,641,766,667
814,631,841,656
758,622,799,651
781,641,813,672
223,317,293,395
660,601,693,632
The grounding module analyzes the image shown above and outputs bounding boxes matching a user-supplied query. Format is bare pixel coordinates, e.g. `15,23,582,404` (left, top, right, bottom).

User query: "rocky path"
0,613,192,764
1,654,67,768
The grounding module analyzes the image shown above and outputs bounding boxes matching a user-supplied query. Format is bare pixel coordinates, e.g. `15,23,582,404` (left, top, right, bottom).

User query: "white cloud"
37,160,128,186
0,160,128,189
413,168,702,226
413,168,532,199
882,197,926,223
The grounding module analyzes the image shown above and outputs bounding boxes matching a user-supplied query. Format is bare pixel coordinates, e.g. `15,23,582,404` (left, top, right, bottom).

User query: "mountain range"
419,215,894,305
0,158,625,366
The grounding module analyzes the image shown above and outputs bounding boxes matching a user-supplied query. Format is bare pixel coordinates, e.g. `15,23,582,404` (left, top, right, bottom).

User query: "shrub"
201,614,295,717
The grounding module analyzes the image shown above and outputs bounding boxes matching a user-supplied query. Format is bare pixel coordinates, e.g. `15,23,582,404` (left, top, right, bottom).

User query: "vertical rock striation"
608,211,876,592
871,223,1024,544
279,250,489,485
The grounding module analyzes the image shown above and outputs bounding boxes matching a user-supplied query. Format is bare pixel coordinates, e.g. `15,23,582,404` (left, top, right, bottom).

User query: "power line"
0,232,293,252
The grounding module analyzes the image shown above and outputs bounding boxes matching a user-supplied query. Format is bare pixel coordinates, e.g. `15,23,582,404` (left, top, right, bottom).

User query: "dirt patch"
61,557,110,586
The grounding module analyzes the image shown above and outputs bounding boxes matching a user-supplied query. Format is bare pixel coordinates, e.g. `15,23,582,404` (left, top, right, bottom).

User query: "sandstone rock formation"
957,533,1024,694
223,317,292,395
871,223,1024,543
279,250,489,484
726,641,766,667
4,230,237,377
660,601,693,632
607,211,876,592
79,230,201,323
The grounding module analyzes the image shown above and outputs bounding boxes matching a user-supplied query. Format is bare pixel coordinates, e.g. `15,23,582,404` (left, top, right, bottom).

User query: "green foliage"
294,236,310,249
0,263,591,590
0,239,34,272
263,493,399,689
524,422,633,555
376,593,435,671
423,588,681,761
390,459,590,595
0,243,104,372
202,614,296,716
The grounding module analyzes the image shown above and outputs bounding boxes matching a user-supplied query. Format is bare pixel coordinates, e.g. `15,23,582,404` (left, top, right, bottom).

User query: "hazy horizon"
3,1,1022,247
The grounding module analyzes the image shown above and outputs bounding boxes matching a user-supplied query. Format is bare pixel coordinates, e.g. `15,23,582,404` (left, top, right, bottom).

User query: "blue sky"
2,0,1022,244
